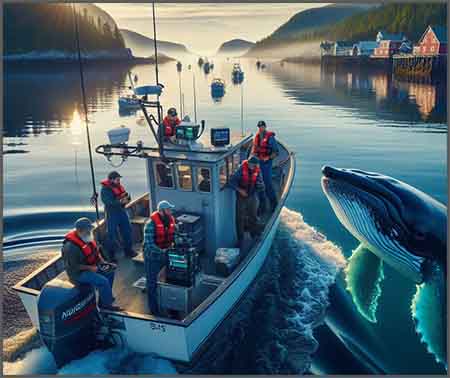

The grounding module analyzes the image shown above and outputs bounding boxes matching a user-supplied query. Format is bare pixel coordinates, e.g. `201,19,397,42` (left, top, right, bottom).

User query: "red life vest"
162,116,181,137
101,179,128,200
240,160,260,191
151,211,176,249
253,131,275,160
64,230,99,265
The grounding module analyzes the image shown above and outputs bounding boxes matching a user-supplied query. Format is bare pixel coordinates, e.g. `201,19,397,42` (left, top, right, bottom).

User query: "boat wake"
248,207,346,373
3,346,177,375
3,207,345,375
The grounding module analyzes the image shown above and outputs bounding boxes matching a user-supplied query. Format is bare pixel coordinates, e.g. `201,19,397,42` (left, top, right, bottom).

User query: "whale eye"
414,231,426,241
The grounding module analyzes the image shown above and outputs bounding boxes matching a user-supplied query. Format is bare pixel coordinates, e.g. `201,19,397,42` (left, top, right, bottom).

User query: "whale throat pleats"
411,261,447,369
345,244,385,323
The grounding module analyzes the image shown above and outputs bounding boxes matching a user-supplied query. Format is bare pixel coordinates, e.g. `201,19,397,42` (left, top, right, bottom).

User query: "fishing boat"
210,78,225,99
256,60,261,69
176,61,182,72
11,4,296,370
197,57,204,66
13,122,295,368
118,91,140,110
231,63,244,84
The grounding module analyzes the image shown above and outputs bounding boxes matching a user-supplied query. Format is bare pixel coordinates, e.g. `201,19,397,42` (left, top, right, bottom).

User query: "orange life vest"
240,160,260,191
65,230,100,265
163,116,181,137
151,211,176,249
101,179,128,200
253,131,275,160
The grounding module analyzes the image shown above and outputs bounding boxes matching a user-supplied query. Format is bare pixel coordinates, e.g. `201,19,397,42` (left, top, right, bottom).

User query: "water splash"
250,208,346,373
3,346,177,375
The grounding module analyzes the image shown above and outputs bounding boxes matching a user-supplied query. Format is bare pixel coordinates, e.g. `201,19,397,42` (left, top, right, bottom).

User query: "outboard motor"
37,278,99,368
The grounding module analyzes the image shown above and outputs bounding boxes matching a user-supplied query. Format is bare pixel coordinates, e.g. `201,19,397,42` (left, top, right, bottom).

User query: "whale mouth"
321,166,410,236
321,166,426,283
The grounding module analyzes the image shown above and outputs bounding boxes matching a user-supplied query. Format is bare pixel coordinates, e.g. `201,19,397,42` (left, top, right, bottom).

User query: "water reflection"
3,62,132,137
268,62,447,128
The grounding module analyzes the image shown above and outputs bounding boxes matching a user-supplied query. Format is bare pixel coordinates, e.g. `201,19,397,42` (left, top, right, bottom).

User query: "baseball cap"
157,200,175,211
257,120,266,127
75,217,94,231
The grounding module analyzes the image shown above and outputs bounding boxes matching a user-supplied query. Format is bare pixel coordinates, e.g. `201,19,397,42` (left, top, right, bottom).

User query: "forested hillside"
4,3,125,55
292,3,447,43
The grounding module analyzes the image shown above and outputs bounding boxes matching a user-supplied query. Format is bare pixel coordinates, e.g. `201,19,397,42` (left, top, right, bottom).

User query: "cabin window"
219,162,227,189
155,162,174,188
177,164,193,191
233,151,240,172
197,167,211,193
227,156,233,177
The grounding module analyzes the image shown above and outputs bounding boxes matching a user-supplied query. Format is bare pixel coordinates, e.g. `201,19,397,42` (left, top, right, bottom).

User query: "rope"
72,3,100,221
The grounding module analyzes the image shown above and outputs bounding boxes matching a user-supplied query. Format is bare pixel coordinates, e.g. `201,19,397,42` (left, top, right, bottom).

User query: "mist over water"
3,57,447,374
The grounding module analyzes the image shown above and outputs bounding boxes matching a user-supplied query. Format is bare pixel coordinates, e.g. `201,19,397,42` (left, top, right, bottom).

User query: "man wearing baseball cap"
100,171,137,262
251,120,279,214
143,200,177,314
62,217,121,311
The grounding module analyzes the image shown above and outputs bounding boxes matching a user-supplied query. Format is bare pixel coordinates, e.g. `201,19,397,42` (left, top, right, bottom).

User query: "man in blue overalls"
100,171,137,262
251,121,279,214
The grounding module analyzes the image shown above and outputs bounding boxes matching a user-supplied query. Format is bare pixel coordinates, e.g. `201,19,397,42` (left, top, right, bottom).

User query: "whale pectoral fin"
344,244,385,323
411,262,447,369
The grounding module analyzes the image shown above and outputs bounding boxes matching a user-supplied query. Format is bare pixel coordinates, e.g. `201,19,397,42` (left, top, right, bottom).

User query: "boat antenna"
151,1,165,158
240,83,244,137
178,71,183,118
193,72,197,123
72,3,100,221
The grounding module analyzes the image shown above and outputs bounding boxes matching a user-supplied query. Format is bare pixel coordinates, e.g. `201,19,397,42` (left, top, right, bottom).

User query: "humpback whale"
321,166,447,368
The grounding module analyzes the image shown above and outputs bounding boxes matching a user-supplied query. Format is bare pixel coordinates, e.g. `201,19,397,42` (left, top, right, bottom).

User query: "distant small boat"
211,78,225,100
176,61,182,72
198,57,204,66
118,91,140,110
134,74,139,83
261,63,266,69
203,62,211,74
188,64,192,70
256,60,261,69
210,62,214,70
232,63,244,84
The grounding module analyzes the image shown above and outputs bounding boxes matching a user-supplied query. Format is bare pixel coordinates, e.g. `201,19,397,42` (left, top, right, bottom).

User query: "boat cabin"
142,133,253,272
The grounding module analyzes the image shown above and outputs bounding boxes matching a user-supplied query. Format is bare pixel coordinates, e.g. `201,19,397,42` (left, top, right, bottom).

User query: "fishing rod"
72,3,100,221
178,71,183,118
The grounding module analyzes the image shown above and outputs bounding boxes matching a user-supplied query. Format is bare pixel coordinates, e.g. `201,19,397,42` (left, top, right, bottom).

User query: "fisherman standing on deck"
100,171,137,262
62,217,122,311
162,107,181,140
143,200,177,314
251,120,279,214
229,156,265,240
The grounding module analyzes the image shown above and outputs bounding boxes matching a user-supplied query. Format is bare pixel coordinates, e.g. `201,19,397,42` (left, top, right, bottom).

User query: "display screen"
176,125,198,140
211,128,230,146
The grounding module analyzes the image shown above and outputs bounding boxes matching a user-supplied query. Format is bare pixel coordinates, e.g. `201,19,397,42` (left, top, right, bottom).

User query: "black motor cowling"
37,278,99,368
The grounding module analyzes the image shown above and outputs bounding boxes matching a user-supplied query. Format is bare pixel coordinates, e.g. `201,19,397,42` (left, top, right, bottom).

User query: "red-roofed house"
413,25,447,56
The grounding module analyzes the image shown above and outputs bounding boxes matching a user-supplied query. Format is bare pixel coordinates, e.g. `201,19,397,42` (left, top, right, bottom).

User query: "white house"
352,41,379,56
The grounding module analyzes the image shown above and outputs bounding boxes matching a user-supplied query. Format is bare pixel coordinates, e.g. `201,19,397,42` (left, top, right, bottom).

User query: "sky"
96,3,330,55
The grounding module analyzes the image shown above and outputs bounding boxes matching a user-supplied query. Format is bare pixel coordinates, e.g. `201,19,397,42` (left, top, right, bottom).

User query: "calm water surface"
3,58,447,373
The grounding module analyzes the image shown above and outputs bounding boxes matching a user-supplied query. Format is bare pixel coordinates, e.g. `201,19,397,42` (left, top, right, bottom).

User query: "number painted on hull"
150,322,166,332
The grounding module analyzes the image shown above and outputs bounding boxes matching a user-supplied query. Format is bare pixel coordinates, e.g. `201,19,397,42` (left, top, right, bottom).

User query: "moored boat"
211,78,225,100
